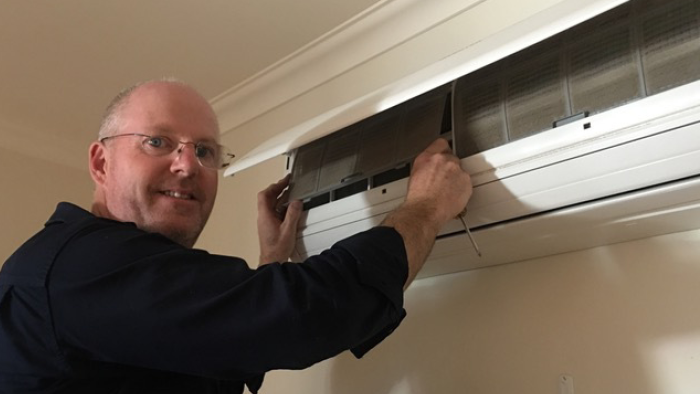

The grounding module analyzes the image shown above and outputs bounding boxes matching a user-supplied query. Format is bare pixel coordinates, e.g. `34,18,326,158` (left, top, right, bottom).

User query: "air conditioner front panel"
420,175,700,278
295,117,700,259
467,117,700,226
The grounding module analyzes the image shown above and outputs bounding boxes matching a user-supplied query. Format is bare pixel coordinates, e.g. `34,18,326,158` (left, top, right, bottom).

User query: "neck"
91,189,113,220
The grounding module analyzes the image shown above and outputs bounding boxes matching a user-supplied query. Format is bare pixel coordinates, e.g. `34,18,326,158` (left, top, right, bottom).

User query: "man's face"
93,82,220,247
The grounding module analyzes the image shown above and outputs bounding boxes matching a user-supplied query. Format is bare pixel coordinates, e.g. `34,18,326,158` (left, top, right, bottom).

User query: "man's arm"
381,138,472,288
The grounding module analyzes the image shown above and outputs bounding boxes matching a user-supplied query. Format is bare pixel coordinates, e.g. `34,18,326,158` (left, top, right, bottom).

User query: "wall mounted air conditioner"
224,0,700,279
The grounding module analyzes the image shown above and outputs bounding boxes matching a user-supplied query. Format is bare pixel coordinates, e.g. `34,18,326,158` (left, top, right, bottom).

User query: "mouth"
160,190,196,201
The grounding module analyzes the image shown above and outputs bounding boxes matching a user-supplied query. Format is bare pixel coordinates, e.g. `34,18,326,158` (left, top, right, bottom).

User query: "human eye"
194,143,217,159
142,136,173,153
194,143,223,168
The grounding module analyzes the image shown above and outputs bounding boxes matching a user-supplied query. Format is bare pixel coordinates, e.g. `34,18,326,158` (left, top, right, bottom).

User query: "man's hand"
382,138,472,288
257,174,302,266
406,138,473,228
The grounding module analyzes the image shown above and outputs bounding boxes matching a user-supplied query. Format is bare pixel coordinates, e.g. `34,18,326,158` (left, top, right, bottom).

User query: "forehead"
119,83,220,142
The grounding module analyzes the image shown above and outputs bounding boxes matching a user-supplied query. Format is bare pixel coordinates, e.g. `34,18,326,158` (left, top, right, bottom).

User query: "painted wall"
0,146,94,264
203,133,700,394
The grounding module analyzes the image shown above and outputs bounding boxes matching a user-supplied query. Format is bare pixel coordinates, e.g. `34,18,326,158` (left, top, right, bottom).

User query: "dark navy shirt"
0,202,408,393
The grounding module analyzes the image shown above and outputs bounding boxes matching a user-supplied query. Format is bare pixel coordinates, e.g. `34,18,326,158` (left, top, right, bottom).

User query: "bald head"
98,79,220,141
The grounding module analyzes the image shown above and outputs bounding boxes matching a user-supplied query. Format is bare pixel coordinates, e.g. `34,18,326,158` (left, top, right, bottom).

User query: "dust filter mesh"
569,25,642,115
641,1,700,94
506,52,567,141
288,85,449,202
637,0,688,13
355,107,403,175
396,87,450,161
317,126,362,192
454,71,507,159
289,142,325,200
569,2,632,37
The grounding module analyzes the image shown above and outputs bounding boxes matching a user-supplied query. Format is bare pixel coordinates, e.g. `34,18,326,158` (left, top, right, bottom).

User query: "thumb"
282,200,303,232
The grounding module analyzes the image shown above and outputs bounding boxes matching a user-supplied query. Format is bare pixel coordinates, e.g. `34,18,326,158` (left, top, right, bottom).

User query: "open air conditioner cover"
230,0,700,278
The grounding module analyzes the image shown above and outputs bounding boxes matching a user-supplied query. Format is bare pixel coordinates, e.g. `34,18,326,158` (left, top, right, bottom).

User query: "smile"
161,191,195,200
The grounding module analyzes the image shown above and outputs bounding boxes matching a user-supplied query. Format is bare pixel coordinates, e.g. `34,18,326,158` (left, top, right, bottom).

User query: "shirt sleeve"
48,220,408,381
335,227,408,358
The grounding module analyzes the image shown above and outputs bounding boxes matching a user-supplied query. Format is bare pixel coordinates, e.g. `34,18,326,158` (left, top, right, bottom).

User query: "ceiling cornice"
211,0,484,136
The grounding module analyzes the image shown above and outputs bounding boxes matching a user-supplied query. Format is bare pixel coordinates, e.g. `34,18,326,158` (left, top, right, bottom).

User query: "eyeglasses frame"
99,132,235,170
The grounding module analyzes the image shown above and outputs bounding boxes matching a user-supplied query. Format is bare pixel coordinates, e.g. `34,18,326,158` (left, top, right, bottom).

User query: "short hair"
97,77,185,140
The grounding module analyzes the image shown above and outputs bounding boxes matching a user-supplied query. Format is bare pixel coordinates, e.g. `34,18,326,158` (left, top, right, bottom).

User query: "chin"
162,228,200,248
146,220,203,249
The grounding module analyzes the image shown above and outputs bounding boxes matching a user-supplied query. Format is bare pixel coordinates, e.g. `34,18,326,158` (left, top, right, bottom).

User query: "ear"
89,142,108,186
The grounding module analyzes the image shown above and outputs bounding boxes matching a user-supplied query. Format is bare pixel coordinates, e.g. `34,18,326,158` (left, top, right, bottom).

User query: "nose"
170,143,200,176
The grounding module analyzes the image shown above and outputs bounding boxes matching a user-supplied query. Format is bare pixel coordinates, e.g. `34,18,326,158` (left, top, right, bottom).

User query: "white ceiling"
0,0,380,171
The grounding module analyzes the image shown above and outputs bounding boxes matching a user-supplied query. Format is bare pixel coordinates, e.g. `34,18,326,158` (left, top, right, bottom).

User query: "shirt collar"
45,202,94,226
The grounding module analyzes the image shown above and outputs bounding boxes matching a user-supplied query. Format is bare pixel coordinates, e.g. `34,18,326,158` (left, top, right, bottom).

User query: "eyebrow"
148,125,219,144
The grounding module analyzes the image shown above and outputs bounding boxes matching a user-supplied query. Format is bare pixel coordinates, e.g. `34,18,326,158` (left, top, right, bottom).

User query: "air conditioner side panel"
421,176,700,278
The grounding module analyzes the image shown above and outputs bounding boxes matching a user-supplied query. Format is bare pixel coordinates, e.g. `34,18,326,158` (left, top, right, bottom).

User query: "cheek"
200,174,218,209
205,176,218,202
210,176,218,196
108,164,151,202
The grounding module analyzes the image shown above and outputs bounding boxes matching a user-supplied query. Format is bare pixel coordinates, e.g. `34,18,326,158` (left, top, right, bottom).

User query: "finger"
258,174,292,207
277,188,291,206
268,174,292,197
422,138,451,155
273,189,293,220
283,200,302,230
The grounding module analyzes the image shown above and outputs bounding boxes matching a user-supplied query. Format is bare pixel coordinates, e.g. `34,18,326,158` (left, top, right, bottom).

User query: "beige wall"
205,134,700,394
0,146,94,264
257,230,700,394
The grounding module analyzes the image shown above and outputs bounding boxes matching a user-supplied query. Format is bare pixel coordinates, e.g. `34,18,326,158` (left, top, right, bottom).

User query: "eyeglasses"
100,133,235,170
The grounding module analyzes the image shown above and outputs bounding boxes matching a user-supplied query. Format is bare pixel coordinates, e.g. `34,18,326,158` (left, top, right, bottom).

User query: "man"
0,80,472,393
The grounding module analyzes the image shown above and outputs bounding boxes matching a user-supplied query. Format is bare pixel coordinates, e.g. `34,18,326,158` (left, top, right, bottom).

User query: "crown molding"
211,0,487,135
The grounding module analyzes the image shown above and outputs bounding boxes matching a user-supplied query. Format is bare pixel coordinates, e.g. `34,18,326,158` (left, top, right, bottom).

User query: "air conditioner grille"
506,48,567,141
569,25,642,115
397,88,450,161
316,126,362,192
355,107,402,177
641,1,700,94
454,74,506,158
289,142,325,199
454,0,699,158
